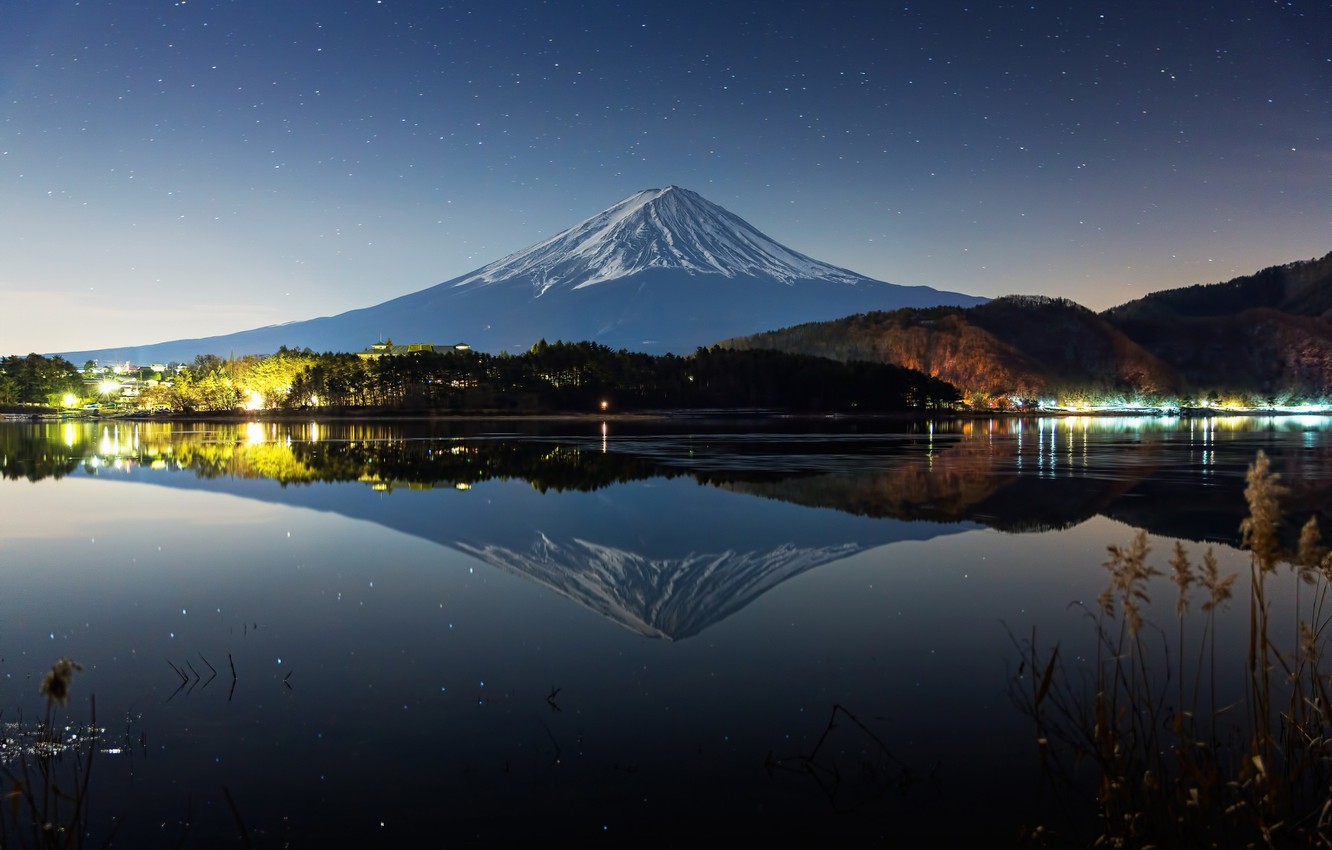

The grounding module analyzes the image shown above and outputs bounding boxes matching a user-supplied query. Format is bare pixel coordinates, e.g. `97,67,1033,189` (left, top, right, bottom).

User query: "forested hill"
719,296,1177,403
1107,251,1332,320
721,252,1332,404
1103,252,1332,396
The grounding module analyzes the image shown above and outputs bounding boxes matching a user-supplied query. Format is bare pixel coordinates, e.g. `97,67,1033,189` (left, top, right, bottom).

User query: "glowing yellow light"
62,393,77,408
245,421,265,445
600,400,609,411
244,390,264,411
454,482,471,490
97,380,120,397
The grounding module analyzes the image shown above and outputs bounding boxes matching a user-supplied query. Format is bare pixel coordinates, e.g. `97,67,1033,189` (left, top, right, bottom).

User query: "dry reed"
1014,450,1332,848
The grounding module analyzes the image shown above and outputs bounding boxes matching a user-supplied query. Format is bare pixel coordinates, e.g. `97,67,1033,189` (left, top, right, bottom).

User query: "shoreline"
5,405,1328,424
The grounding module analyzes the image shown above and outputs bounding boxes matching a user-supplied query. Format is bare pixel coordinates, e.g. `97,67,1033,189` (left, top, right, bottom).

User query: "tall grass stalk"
0,658,97,850
1014,450,1332,847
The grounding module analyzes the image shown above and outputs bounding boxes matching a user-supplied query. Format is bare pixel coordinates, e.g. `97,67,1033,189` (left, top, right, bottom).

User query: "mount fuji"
60,186,986,362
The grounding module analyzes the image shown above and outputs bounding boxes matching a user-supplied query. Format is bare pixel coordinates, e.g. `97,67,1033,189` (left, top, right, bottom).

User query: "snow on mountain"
456,532,867,641
55,186,988,363
453,186,875,294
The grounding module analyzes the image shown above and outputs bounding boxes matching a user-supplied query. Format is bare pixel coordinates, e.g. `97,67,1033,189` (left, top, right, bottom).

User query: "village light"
62,393,77,408
600,400,609,411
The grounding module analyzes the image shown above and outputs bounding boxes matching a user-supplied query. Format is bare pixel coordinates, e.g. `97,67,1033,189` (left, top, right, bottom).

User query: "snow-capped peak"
452,186,876,295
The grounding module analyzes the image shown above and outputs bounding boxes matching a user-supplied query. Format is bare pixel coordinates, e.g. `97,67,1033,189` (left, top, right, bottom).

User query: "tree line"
277,341,960,413
0,354,83,407
9,341,959,413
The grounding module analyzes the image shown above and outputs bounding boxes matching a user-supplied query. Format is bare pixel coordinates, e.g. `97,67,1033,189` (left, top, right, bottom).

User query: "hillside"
1108,252,1332,320
1105,253,1332,399
721,296,1176,402
721,253,1332,405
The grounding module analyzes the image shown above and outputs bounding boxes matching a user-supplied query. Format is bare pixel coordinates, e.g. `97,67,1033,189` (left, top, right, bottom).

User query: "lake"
2,415,1330,844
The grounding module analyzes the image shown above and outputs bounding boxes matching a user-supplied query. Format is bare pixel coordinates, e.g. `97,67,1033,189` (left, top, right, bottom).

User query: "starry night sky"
2,0,1328,355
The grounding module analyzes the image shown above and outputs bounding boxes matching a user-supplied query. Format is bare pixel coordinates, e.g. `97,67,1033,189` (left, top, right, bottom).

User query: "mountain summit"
453,185,877,293
59,187,987,363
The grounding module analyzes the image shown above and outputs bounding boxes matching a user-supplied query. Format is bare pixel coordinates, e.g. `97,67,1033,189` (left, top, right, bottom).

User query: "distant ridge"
1105,251,1332,395
1107,251,1332,320
721,295,1177,400
721,252,1332,401
55,186,987,364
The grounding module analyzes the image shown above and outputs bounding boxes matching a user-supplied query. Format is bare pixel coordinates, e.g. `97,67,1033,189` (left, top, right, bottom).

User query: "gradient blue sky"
2,0,1328,355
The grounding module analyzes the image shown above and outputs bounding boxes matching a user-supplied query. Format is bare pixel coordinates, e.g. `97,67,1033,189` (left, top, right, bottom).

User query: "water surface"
2,415,1328,843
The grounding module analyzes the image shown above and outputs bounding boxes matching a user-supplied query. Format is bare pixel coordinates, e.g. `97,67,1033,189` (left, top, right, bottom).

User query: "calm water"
2,415,1330,844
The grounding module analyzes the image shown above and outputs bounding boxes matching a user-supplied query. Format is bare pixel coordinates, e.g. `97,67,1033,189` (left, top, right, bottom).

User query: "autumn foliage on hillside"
721,251,1332,408
722,296,1176,405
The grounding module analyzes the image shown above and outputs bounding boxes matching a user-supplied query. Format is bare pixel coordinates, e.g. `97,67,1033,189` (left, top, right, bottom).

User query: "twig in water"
222,786,253,850
769,704,912,814
165,659,187,683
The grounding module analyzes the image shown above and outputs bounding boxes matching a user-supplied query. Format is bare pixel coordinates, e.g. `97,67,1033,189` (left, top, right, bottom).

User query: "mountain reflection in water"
3,415,1332,843
7,415,1330,546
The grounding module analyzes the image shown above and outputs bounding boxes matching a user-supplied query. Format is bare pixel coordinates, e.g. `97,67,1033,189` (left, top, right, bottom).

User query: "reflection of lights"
63,423,76,448
1285,415,1331,429
1279,404,1332,414
99,428,117,457
245,422,265,445
309,422,320,442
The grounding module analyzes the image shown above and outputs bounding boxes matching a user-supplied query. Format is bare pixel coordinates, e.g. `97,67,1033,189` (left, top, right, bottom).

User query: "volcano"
59,186,986,362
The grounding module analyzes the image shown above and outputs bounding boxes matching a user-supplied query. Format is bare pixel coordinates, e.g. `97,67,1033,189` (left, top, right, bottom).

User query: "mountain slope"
723,250,1332,402
721,295,1177,400
1098,253,1332,397
450,185,877,292
56,186,987,363
1107,251,1332,320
